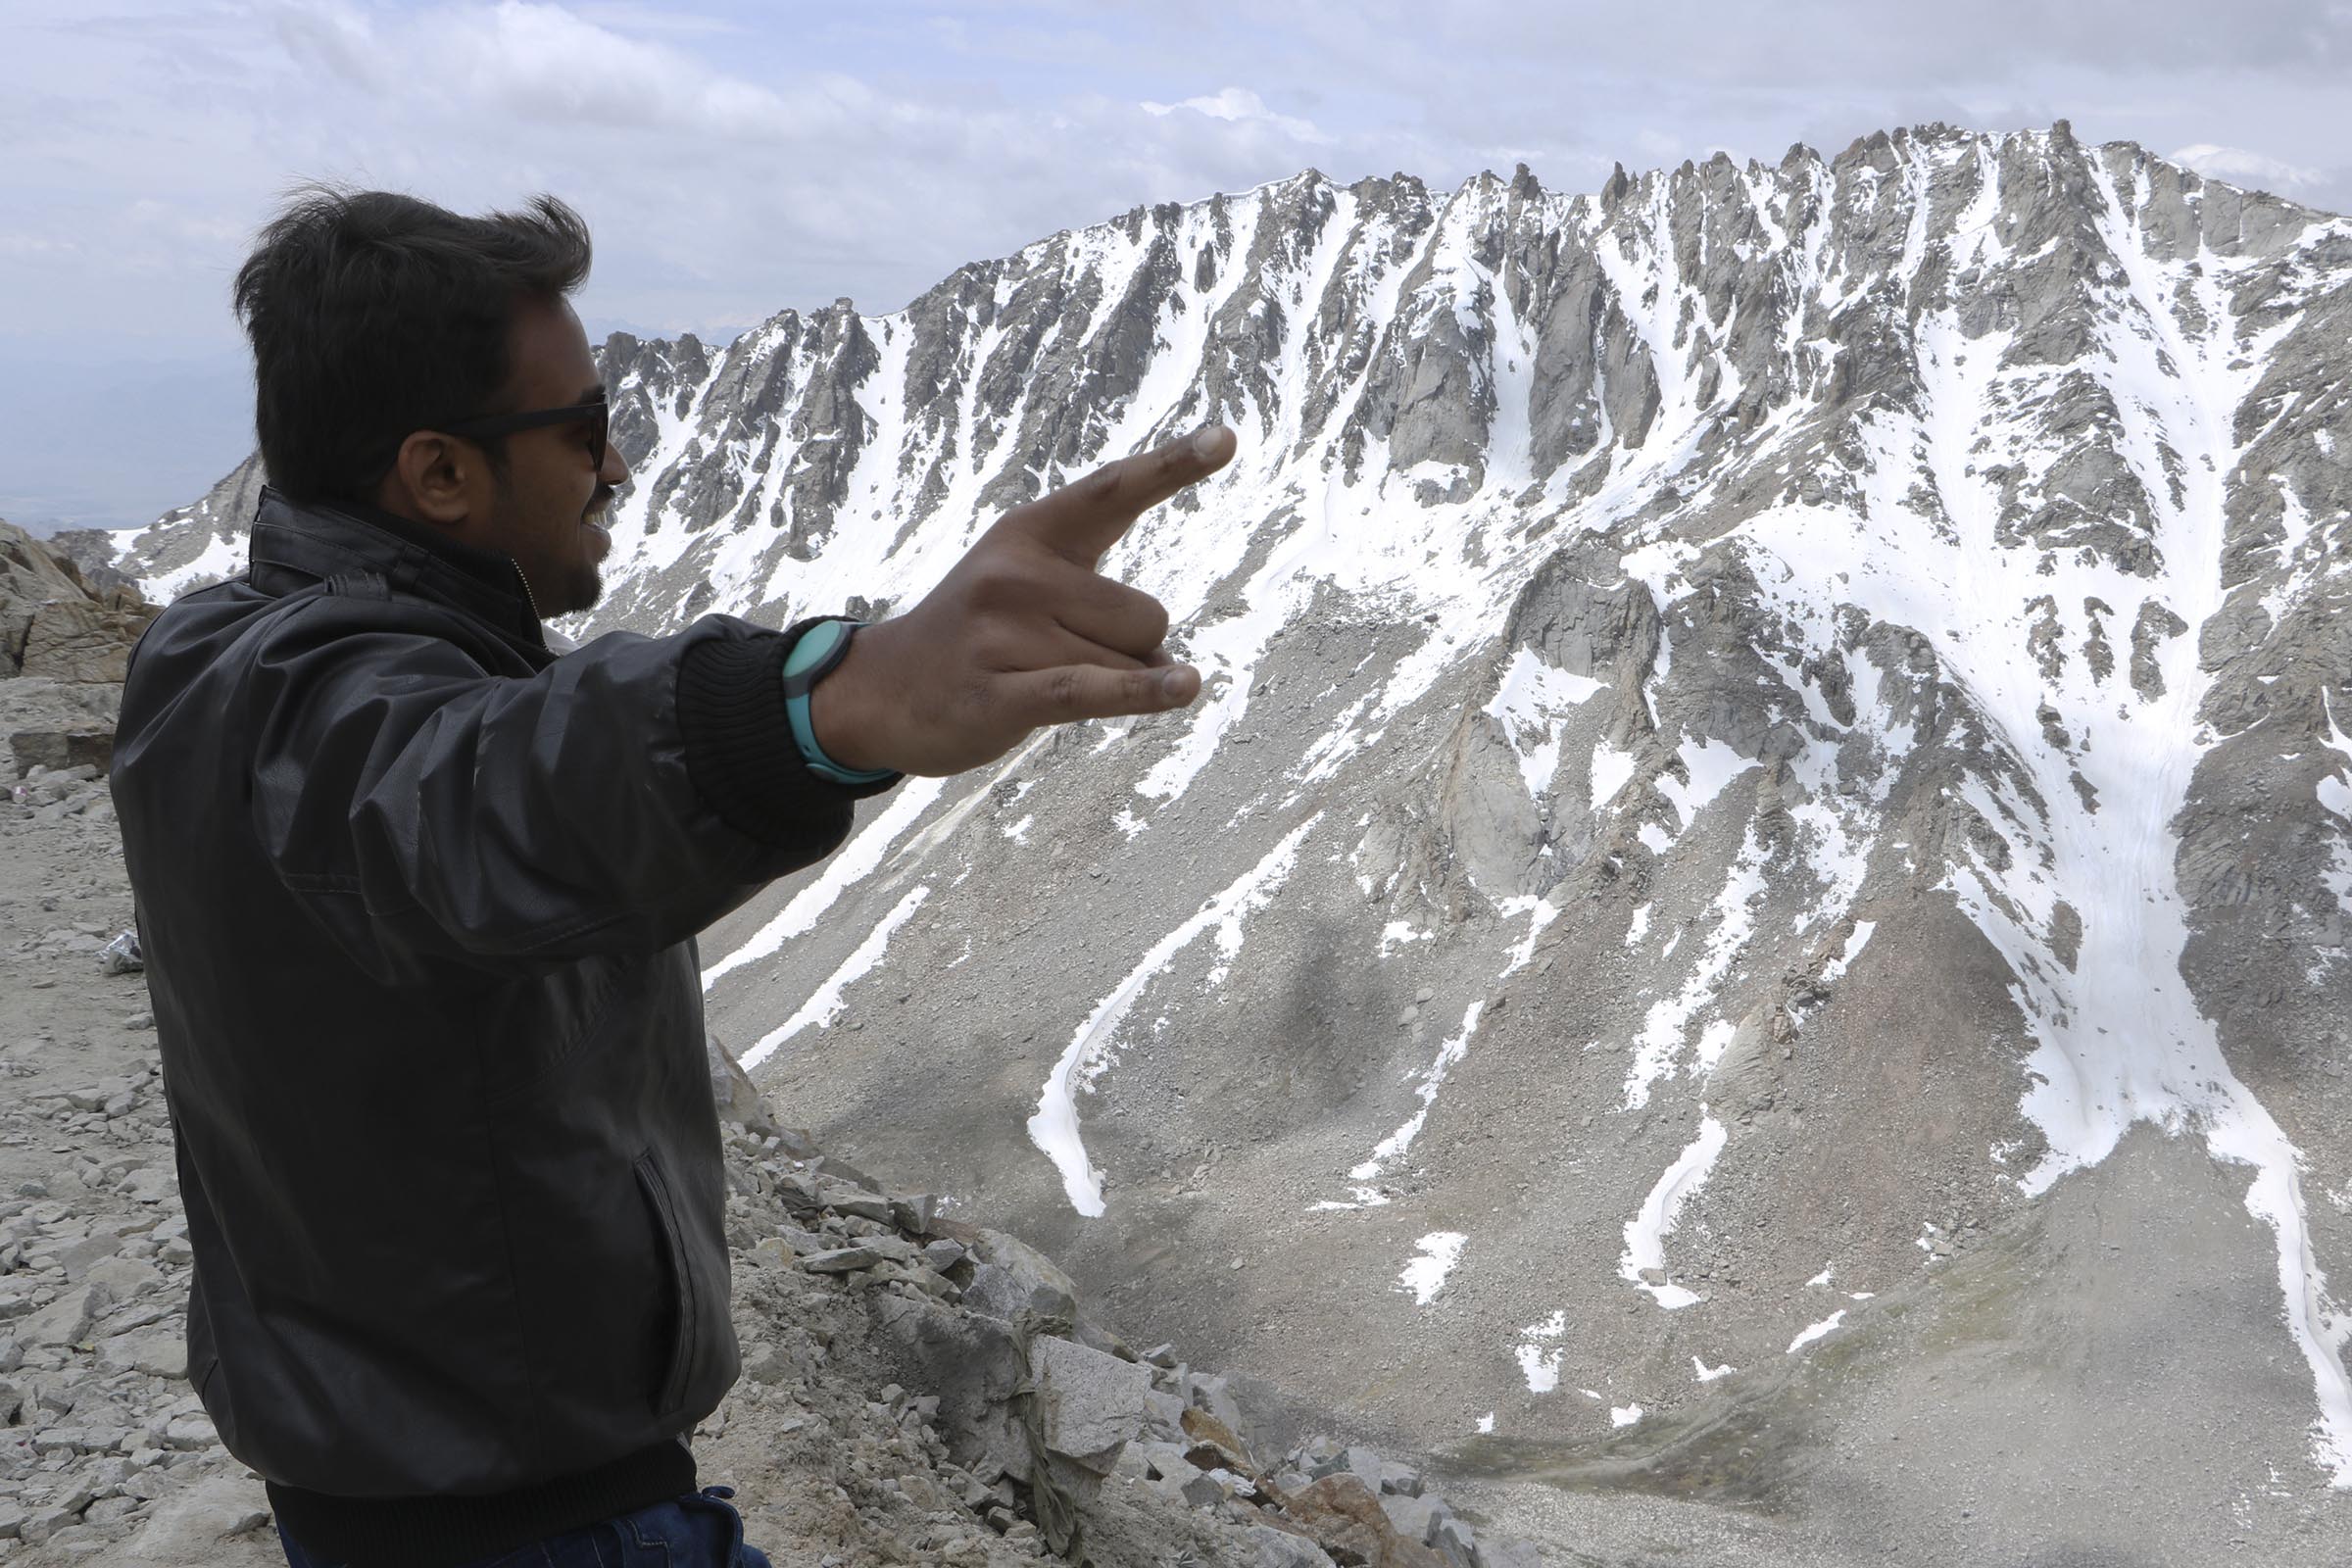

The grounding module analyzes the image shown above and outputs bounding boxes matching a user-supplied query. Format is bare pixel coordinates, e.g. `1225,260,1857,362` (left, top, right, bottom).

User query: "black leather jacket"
113,491,890,1562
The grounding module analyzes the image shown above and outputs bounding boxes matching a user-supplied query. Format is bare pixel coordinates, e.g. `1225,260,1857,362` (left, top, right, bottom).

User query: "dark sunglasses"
438,401,610,470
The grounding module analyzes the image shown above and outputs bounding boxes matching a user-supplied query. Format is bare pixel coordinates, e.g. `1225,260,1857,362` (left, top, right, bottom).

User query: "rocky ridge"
1,522,154,691
1,519,155,783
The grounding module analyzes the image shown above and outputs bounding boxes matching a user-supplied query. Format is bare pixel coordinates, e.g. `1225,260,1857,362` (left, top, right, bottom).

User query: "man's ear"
379,430,476,528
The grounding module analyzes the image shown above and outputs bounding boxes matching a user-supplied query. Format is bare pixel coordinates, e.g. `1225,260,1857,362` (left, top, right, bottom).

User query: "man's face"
475,297,627,617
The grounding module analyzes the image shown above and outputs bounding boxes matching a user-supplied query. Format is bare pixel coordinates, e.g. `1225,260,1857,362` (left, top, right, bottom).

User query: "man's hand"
807,423,1238,777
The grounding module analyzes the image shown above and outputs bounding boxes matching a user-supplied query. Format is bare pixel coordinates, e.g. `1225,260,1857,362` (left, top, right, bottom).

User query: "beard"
490,473,608,619
568,491,613,612
563,541,608,615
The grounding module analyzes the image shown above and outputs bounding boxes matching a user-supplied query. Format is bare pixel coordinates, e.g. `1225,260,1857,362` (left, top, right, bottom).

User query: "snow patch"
1588,741,1637,812
1820,920,1878,984
741,886,932,1069
1398,1232,1467,1305
705,778,947,988
1516,1311,1567,1394
1484,647,1606,800
1656,736,1754,825
1788,1310,1847,1353
1621,1114,1727,1309
143,530,245,602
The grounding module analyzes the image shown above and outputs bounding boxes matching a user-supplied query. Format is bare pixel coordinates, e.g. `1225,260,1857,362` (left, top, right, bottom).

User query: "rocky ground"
0,740,279,1562
0,631,1547,1566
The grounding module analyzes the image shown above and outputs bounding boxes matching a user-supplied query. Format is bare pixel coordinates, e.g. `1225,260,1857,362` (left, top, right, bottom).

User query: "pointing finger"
997,662,1202,728
996,424,1236,566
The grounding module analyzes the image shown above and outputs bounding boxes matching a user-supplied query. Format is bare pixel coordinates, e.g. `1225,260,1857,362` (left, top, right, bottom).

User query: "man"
111,188,1234,1568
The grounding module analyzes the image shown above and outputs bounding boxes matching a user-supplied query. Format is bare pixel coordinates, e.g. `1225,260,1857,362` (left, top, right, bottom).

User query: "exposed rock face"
1,520,154,774
16,597,151,687
122,123,2352,1561
2,523,97,678
39,533,141,602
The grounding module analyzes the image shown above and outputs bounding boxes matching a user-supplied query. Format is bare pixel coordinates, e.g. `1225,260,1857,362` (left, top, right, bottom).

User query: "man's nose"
600,440,630,487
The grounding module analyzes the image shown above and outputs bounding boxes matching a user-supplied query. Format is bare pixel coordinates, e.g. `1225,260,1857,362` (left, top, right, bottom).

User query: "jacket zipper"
507,559,549,650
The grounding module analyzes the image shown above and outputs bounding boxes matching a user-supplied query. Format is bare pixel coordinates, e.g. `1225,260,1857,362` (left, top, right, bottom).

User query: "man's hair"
232,186,593,503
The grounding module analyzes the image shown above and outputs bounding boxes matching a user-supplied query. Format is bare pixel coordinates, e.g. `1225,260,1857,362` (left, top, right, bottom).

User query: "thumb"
999,662,1201,729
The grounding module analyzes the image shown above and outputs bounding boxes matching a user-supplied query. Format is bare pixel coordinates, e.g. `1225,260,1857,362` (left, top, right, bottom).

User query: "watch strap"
780,618,901,786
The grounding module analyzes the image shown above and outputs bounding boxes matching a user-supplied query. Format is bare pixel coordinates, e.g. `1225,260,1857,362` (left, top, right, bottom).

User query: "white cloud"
1142,86,1332,146
0,234,80,259
277,0,843,142
8,0,2352,528
569,1,746,36
2170,142,2329,192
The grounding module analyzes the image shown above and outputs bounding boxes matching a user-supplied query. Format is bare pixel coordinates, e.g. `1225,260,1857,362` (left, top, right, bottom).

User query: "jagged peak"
582,125,2335,361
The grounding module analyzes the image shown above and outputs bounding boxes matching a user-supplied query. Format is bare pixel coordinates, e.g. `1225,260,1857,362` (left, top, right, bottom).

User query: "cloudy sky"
4,0,2347,532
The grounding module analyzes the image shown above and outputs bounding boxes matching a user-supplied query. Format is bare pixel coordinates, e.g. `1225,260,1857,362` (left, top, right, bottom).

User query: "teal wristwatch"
781,618,900,786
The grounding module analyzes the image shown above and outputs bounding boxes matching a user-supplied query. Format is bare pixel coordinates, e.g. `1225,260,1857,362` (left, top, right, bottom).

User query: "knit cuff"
676,625,900,849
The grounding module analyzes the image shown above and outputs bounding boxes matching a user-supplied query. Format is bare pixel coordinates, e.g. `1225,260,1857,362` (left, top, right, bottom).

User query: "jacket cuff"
676,625,900,848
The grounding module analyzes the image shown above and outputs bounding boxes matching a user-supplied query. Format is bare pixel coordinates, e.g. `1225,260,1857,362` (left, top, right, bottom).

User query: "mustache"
584,487,615,521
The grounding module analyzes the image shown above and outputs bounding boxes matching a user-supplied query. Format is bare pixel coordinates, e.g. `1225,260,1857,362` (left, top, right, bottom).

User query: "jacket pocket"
633,1150,696,1417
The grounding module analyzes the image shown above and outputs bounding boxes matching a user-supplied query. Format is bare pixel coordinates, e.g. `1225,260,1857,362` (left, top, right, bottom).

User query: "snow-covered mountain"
116,122,2352,1559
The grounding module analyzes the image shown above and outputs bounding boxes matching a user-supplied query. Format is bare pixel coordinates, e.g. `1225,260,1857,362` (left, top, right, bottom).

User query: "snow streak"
1029,818,1318,1217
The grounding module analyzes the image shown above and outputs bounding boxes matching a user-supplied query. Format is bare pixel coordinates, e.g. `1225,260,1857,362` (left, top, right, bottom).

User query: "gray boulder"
120,1473,271,1560
1028,1333,1152,1474
20,1283,109,1348
1246,1523,1340,1567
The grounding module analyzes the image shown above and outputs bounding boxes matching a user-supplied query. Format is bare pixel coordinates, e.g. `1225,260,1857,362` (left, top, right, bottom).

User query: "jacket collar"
245,487,547,654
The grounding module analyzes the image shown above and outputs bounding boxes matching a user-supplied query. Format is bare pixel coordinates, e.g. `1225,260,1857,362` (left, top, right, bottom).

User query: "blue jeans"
276,1486,774,1568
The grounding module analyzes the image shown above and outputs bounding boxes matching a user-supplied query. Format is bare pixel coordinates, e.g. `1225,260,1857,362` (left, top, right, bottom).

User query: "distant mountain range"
103,122,2352,1561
